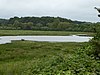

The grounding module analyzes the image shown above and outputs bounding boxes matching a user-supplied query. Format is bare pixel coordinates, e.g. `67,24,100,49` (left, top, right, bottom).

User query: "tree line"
0,16,99,32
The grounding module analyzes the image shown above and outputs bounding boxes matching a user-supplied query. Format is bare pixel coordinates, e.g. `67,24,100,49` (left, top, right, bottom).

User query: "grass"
0,41,82,62
0,41,100,75
0,30,94,36
0,41,85,74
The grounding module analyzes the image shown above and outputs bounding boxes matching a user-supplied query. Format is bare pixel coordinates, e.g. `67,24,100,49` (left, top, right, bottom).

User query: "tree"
36,23,43,28
20,22,33,30
26,22,33,30
52,18,60,28
13,20,20,29
90,24,100,59
57,22,71,30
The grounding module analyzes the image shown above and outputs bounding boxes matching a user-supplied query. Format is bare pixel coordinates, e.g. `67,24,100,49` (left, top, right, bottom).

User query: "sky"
0,0,100,22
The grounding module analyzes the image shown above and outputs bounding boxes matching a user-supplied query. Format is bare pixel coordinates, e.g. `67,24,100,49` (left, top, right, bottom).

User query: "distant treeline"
0,16,99,32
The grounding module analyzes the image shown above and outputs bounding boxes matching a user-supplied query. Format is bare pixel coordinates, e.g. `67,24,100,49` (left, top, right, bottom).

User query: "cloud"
0,0,100,22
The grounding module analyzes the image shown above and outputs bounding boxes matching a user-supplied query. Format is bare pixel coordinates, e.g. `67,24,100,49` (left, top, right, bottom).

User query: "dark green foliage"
0,19,8,25
90,24,100,59
0,16,96,31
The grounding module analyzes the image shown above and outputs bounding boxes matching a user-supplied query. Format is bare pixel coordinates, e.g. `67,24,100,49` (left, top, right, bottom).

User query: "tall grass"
0,41,99,75
0,30,94,36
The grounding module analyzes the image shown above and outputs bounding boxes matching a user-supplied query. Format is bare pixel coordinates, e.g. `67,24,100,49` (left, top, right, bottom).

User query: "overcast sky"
0,0,100,22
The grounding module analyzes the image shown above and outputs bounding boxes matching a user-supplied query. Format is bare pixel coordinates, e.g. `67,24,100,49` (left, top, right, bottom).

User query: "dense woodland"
0,16,99,32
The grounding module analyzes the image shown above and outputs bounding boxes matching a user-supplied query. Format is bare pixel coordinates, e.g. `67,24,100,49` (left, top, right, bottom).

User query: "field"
0,41,100,75
0,30,94,36
0,30,99,75
0,41,83,74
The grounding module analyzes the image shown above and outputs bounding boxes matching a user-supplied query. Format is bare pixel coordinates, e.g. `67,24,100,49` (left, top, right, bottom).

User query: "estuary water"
0,35,93,44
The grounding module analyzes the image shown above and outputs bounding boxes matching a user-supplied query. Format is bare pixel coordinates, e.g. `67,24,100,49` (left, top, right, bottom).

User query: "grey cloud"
0,0,100,22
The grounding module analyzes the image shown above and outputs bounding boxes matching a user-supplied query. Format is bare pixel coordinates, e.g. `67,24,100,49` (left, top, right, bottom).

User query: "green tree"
36,23,43,28
57,22,71,30
90,24,100,59
13,20,20,29
52,18,60,28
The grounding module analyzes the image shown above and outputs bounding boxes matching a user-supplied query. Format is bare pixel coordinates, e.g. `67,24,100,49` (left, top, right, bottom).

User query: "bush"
90,25,100,59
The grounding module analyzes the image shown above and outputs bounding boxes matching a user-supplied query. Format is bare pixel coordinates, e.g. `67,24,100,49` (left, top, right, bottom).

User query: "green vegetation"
0,16,100,75
0,30,94,36
0,41,100,75
0,16,96,32
90,24,100,59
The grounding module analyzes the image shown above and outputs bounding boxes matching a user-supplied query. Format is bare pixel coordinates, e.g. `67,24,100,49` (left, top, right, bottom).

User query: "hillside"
0,16,96,32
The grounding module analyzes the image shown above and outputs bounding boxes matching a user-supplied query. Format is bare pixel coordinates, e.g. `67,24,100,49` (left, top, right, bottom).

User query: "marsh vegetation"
0,41,100,75
0,30,94,36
